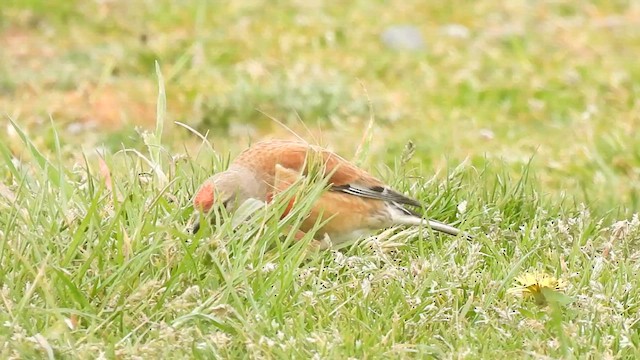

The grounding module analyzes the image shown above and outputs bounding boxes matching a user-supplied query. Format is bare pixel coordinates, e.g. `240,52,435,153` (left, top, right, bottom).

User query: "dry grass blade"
0,181,17,204
257,109,307,143
352,81,375,166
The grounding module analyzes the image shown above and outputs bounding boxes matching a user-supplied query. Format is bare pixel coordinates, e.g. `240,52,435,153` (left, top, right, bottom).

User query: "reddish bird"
192,139,463,247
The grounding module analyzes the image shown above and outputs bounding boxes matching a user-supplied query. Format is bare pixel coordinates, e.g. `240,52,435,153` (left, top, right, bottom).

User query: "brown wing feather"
271,163,389,235
234,140,384,187
235,140,421,207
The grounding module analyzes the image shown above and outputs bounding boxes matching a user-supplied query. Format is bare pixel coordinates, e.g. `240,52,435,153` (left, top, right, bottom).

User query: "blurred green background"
2,0,640,209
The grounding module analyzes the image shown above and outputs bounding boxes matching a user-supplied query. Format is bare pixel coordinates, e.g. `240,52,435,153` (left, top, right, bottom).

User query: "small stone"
479,128,495,140
381,25,426,51
440,23,470,39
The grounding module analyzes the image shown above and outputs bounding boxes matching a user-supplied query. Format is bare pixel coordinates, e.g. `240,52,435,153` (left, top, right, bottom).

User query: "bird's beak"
192,222,201,234
189,196,233,234
189,213,202,234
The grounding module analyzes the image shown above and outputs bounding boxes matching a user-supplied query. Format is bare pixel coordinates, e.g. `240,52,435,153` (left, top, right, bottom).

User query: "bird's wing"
237,140,423,207
330,183,422,207
273,163,303,190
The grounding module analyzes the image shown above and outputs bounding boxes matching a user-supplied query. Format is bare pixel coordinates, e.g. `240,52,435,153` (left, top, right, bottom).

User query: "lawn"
1,0,640,358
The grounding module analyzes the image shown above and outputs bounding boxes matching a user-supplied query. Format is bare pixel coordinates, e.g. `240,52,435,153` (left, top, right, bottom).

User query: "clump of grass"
3,91,640,357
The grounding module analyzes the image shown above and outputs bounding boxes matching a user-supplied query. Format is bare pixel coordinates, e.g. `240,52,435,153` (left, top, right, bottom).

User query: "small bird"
192,139,464,246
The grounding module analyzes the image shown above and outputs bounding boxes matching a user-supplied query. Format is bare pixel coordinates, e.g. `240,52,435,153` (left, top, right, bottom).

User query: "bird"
191,139,465,247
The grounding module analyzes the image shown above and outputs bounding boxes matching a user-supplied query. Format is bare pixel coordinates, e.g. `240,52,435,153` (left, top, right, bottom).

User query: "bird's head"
191,166,262,233
193,171,244,214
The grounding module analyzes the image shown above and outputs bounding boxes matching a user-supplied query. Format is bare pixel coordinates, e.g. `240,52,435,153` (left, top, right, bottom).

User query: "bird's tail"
398,216,462,237
390,202,469,238
424,219,461,236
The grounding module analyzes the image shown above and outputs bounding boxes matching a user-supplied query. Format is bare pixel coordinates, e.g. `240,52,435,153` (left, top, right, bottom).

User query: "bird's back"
232,140,385,189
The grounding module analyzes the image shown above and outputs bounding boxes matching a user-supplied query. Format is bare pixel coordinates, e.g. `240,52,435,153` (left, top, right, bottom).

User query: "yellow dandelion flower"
508,271,567,305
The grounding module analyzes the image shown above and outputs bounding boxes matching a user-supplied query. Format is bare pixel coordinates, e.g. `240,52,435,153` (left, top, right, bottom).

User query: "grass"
2,0,640,358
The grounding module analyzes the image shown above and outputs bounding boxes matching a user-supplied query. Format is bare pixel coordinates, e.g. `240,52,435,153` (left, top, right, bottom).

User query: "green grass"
2,0,640,358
